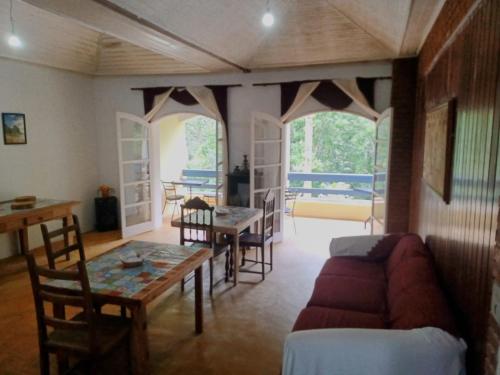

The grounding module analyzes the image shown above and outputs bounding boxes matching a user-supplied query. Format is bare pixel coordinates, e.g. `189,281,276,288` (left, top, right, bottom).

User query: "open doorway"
157,113,218,220
284,111,375,244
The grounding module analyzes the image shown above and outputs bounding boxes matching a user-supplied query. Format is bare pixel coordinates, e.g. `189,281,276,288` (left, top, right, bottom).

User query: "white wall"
93,61,392,192
0,59,99,259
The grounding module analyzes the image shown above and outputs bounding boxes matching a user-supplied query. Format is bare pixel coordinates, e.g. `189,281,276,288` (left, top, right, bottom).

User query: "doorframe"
150,112,222,227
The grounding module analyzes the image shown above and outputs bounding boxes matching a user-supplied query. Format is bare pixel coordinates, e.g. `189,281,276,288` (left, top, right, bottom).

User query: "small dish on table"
215,207,229,216
120,253,145,268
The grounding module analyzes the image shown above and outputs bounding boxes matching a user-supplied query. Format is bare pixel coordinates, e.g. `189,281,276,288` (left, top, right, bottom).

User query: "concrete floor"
0,216,368,375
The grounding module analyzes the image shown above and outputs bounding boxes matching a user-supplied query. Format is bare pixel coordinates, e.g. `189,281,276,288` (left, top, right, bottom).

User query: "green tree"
184,116,216,170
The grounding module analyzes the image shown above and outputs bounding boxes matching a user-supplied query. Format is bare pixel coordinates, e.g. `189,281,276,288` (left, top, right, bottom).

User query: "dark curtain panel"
170,88,198,106
356,78,376,108
311,81,352,109
280,78,377,117
142,87,170,114
280,81,302,117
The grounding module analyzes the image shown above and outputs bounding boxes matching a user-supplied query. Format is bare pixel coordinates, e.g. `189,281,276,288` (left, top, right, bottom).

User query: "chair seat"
239,232,273,247
166,194,184,201
46,313,130,356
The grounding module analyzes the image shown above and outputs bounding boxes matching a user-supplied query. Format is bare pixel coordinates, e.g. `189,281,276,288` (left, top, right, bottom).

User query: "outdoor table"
45,240,213,375
171,206,262,286
172,178,209,199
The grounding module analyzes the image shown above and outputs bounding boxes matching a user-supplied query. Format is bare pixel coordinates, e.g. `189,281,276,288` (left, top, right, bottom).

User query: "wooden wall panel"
410,0,500,372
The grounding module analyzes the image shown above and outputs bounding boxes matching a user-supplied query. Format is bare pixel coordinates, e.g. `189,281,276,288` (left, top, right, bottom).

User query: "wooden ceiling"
2,0,444,75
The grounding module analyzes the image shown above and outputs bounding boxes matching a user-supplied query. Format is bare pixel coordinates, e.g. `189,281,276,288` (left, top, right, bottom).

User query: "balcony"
180,169,373,222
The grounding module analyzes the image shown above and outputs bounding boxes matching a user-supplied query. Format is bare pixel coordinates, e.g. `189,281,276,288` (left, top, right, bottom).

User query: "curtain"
280,78,379,122
144,87,174,122
281,81,320,122
333,79,380,119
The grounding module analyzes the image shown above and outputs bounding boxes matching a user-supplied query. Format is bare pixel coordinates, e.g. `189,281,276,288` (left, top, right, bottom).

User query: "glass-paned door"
250,112,285,241
215,121,227,205
117,113,155,238
371,108,393,234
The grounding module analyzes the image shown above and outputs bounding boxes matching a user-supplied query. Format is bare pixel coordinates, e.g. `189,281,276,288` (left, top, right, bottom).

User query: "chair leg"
229,248,234,278
181,278,185,292
225,250,229,282
171,201,177,220
270,242,273,271
261,246,265,281
39,348,50,375
241,247,246,266
120,306,127,318
209,258,214,295
162,197,167,214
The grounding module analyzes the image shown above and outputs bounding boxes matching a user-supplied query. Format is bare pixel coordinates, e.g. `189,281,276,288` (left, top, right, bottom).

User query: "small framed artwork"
2,113,27,145
423,98,457,204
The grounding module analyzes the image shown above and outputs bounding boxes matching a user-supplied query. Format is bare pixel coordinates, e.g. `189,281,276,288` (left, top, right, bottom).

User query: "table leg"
18,228,29,255
233,235,240,286
130,304,149,375
194,265,203,334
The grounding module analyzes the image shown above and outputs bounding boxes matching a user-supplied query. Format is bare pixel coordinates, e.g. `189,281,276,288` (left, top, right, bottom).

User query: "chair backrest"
41,215,85,269
161,181,177,196
262,189,276,241
180,197,214,247
26,253,97,353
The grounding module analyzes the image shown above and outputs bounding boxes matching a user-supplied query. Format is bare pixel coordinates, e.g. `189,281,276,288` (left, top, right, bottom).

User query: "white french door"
116,112,156,238
215,121,227,205
371,108,393,234
250,112,285,241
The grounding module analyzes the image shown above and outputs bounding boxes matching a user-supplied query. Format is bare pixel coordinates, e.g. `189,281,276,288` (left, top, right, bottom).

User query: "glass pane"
217,139,224,163
373,172,387,195
125,204,151,226
273,215,281,234
121,140,149,161
123,162,150,184
254,189,281,210
377,117,390,140
255,120,281,140
255,143,281,165
121,118,149,139
254,166,281,190
124,183,151,205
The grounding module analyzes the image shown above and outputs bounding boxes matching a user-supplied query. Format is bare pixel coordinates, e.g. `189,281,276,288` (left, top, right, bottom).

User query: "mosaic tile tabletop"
172,205,262,230
46,241,207,299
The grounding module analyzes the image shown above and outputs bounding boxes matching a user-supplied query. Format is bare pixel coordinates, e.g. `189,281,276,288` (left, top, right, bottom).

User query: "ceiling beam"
21,0,248,73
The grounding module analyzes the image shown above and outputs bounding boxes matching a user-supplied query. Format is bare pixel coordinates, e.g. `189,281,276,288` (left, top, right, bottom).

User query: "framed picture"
423,98,457,204
2,113,27,145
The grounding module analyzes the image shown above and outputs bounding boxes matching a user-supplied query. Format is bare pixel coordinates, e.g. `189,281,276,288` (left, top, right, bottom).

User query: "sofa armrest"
329,235,384,257
282,327,466,375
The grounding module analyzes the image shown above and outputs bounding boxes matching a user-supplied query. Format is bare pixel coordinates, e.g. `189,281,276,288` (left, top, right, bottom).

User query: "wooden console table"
0,199,79,255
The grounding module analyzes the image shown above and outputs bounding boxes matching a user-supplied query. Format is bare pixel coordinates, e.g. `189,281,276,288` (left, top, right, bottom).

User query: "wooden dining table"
171,205,263,286
45,240,213,375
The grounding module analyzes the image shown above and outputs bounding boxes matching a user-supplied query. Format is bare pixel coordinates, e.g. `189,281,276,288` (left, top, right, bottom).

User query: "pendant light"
7,0,22,48
262,0,274,27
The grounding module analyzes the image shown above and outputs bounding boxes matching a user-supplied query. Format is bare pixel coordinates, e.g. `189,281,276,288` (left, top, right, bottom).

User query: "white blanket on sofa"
282,327,467,375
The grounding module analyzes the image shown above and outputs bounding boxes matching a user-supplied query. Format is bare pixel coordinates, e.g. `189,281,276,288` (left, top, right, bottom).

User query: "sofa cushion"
387,256,438,308
389,283,457,336
307,275,386,314
320,257,386,281
386,234,430,276
293,306,385,331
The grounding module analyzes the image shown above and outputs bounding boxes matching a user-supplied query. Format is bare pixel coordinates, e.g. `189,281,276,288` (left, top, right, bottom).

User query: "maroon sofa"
292,233,458,336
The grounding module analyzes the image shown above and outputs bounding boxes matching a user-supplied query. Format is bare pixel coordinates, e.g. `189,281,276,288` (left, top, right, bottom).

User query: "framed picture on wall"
2,113,27,145
423,98,457,204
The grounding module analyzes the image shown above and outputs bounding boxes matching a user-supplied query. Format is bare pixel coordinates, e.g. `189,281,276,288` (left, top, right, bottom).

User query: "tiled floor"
0,215,368,375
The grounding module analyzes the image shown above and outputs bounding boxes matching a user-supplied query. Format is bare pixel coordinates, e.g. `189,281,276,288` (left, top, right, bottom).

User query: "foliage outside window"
289,112,375,200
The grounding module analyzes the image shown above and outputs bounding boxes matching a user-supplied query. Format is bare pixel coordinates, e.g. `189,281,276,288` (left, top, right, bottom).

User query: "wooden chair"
26,253,131,375
161,180,184,219
41,215,126,317
41,215,85,270
239,189,275,280
180,197,231,295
